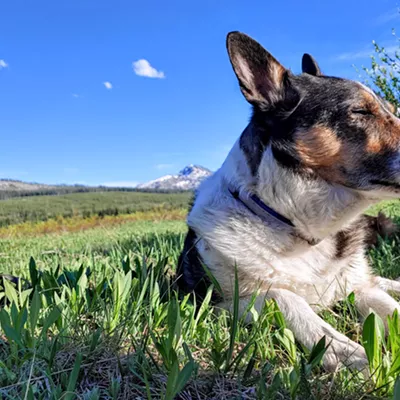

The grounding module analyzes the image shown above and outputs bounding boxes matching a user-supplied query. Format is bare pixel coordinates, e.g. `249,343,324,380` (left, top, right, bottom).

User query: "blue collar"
228,184,320,246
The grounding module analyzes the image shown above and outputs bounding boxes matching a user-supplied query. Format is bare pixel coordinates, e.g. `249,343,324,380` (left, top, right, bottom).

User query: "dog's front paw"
322,336,368,373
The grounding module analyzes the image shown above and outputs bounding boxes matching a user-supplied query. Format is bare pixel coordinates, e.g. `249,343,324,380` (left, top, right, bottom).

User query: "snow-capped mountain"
137,165,212,191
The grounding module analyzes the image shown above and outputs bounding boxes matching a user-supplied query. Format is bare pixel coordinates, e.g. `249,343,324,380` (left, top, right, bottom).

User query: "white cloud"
336,45,398,61
132,59,165,78
376,8,400,25
0,59,8,69
72,93,80,98
102,181,139,188
155,163,174,170
336,49,372,61
103,81,113,89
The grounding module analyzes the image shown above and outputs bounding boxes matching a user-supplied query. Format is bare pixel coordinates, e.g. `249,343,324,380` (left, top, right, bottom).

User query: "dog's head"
227,32,400,197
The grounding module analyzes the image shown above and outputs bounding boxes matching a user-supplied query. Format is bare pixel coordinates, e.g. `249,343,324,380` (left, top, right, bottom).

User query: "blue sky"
0,0,399,186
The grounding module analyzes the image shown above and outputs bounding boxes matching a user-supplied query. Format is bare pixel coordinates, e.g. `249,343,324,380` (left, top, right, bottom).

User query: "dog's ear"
226,31,290,107
302,53,322,76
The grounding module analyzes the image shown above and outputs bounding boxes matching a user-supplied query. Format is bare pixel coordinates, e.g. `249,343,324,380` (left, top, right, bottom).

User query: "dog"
177,31,400,372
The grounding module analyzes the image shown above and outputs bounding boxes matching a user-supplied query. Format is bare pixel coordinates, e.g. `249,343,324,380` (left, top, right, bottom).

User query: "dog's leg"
356,286,400,327
218,288,367,372
374,276,400,295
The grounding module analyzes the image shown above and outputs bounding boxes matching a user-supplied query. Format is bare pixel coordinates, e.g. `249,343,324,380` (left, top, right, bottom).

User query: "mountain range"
0,165,213,195
136,165,212,190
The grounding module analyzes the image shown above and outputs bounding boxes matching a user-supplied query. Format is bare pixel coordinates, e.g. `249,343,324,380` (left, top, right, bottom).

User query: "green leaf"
388,309,400,355
135,273,149,312
15,305,28,335
363,312,383,377
0,310,24,347
30,289,41,336
225,264,239,373
308,336,327,369
90,328,102,353
276,328,297,364
240,288,261,324
10,302,19,325
48,337,59,370
289,368,300,399
347,292,355,305
167,295,181,351
122,256,131,275
174,361,195,395
29,257,39,288
77,271,88,296
243,345,257,381
394,375,400,400
20,288,33,308
25,385,35,400
41,306,62,338
201,261,223,298
165,359,179,400
182,342,194,364
266,371,282,399
194,285,213,328
65,353,82,400
3,278,19,309
273,303,286,329
389,352,400,376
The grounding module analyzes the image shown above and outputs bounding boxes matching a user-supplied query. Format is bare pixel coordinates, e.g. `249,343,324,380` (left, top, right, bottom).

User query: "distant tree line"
0,190,192,227
0,185,192,200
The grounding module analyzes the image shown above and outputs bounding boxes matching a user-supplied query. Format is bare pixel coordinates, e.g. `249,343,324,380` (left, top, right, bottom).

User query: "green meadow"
1,193,400,399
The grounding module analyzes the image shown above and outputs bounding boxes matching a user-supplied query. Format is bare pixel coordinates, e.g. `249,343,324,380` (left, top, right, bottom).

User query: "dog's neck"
221,140,377,243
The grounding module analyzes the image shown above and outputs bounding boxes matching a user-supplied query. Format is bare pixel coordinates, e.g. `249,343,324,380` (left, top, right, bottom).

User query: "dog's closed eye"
352,108,374,116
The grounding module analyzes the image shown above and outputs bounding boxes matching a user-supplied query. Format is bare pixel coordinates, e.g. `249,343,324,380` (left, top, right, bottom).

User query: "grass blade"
225,264,239,373
65,353,82,400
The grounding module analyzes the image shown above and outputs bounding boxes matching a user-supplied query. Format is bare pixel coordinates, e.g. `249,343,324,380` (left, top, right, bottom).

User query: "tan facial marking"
366,137,383,153
362,91,375,103
360,91,381,114
385,101,396,114
357,89,400,154
366,112,400,154
295,126,342,167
